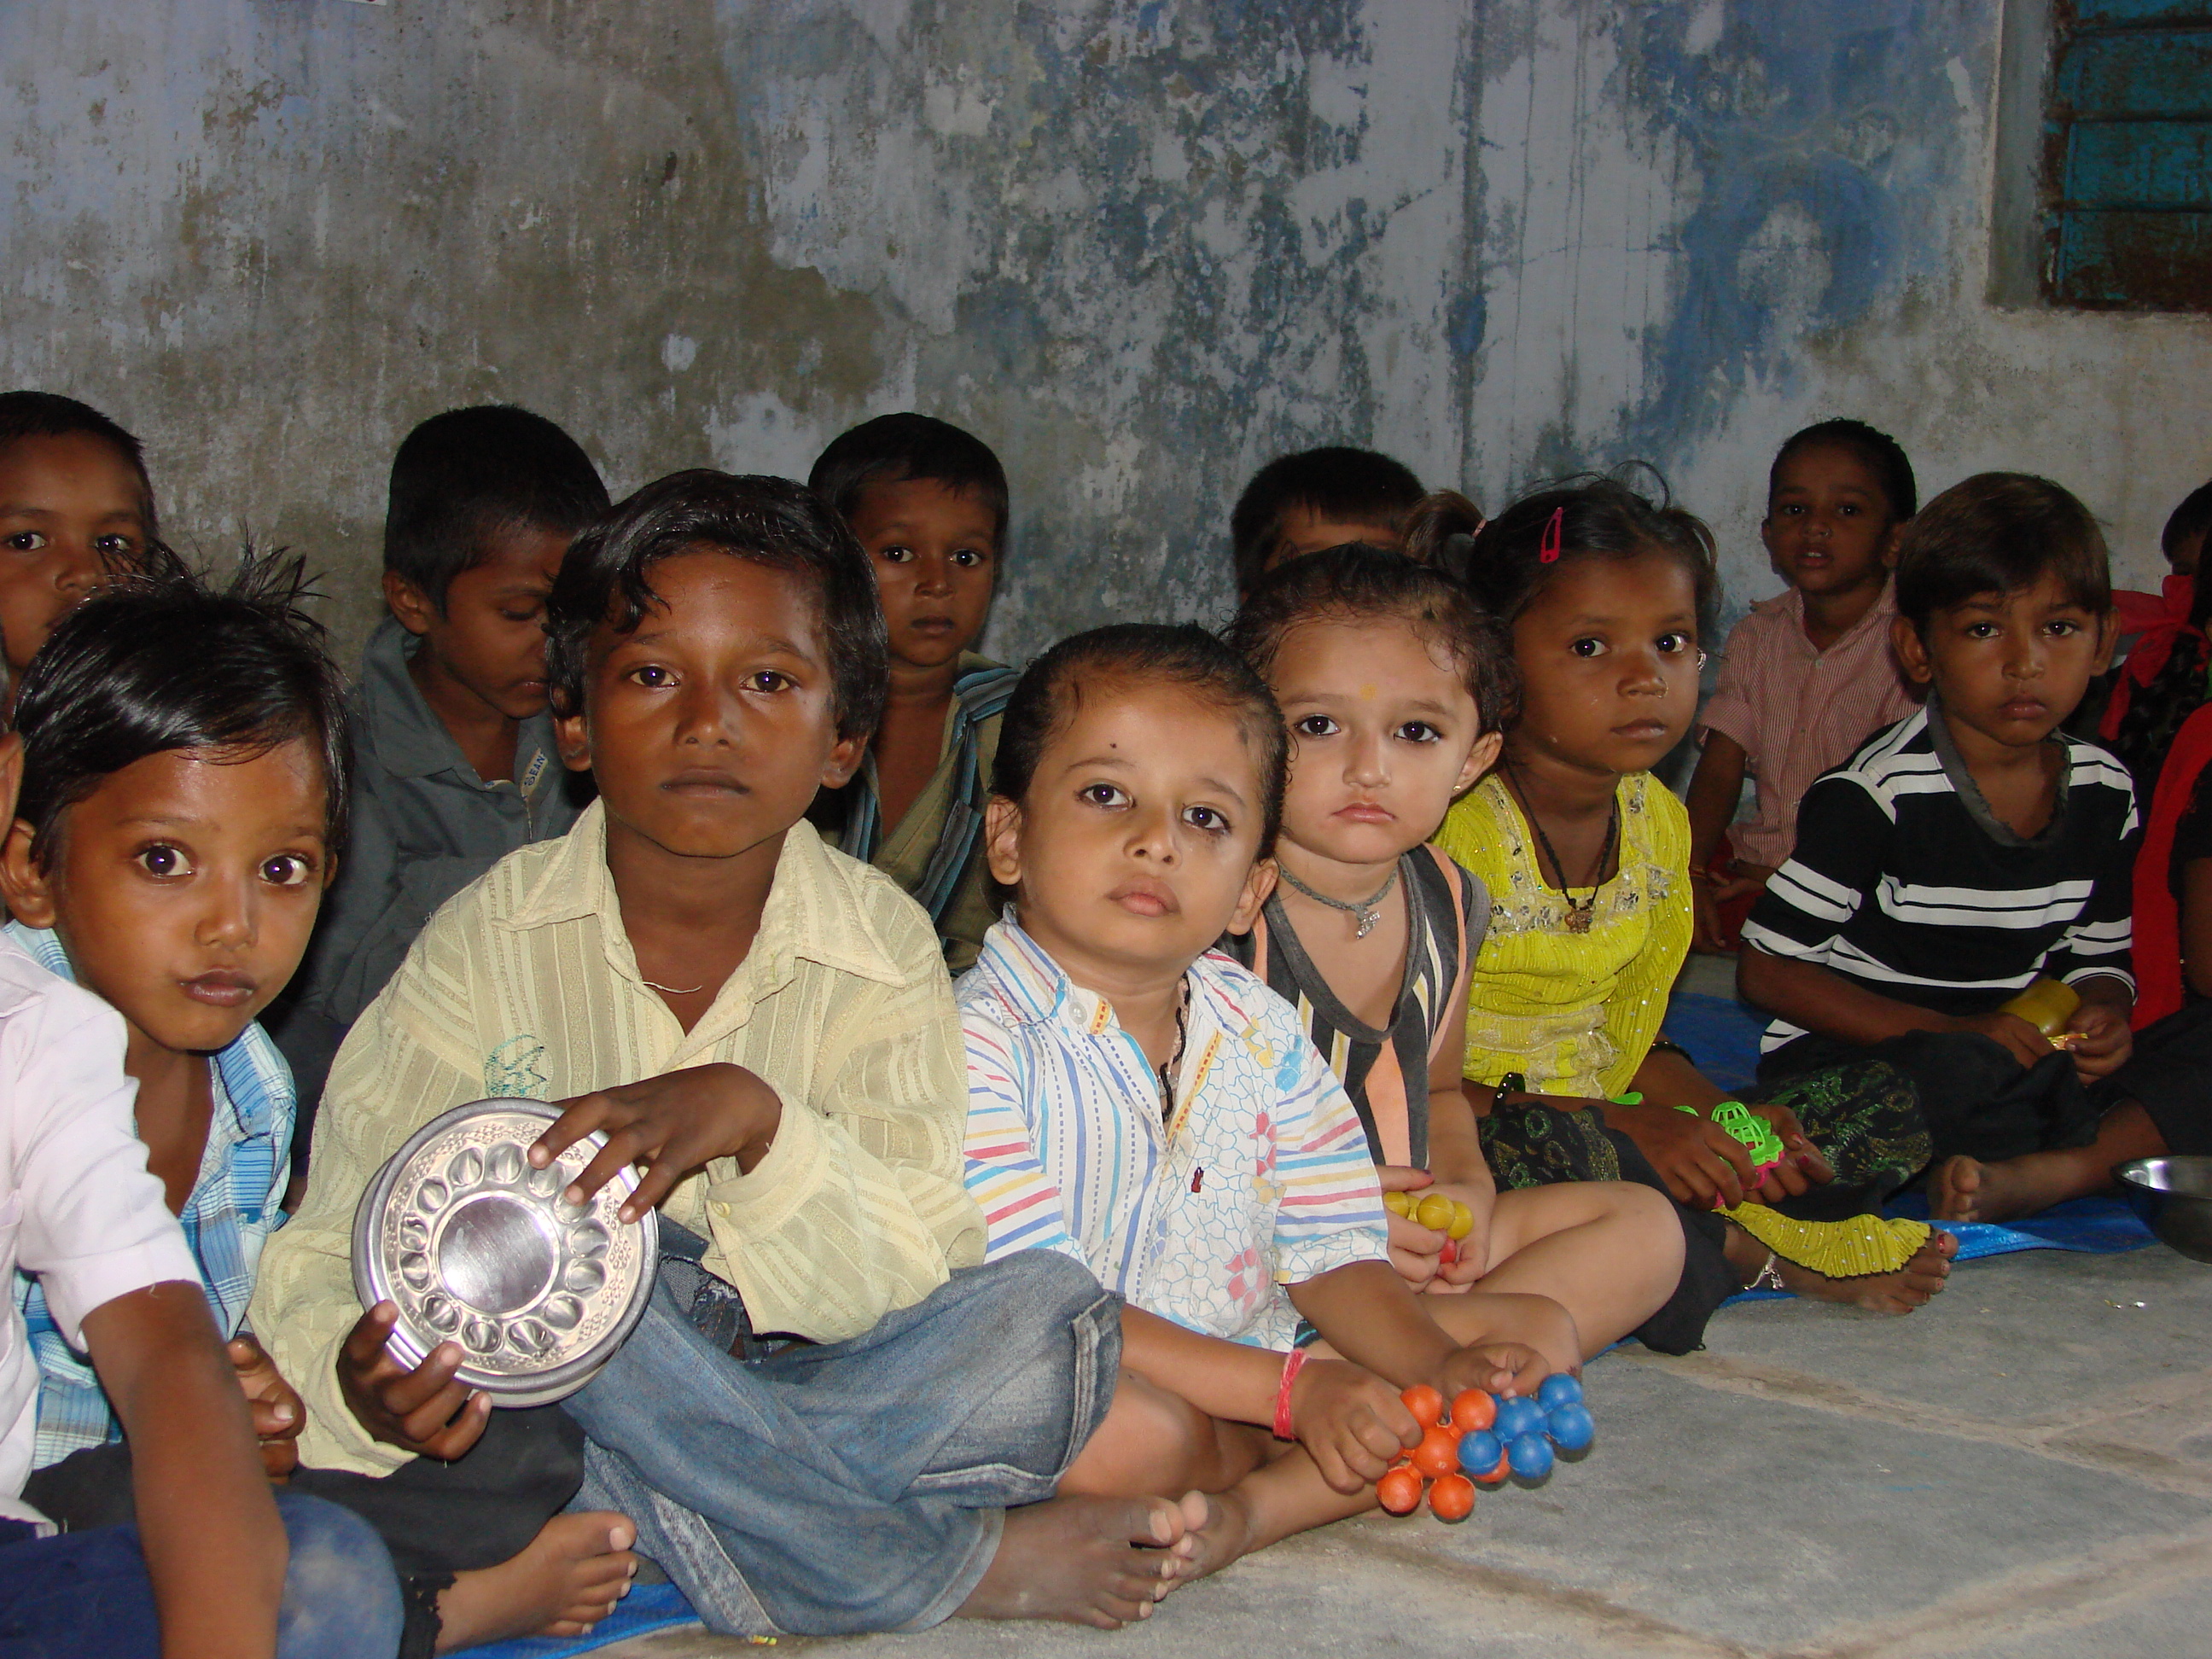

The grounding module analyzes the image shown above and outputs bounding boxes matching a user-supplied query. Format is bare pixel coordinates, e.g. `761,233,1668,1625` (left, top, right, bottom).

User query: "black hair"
0,390,161,544
1453,473,1719,629
2163,480,2212,561
1769,418,1918,522
545,470,888,742
1228,544,1520,739
808,413,1010,547
1894,473,2111,633
385,405,609,608
1229,446,1426,597
12,554,351,870
992,623,1288,857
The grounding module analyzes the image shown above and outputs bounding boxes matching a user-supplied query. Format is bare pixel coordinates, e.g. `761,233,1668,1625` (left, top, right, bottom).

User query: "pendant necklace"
1158,977,1193,1120
642,975,707,996
1504,762,1618,934
1278,862,1401,940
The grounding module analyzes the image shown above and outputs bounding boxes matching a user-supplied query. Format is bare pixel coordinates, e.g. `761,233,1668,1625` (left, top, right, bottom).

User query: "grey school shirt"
285,617,589,1034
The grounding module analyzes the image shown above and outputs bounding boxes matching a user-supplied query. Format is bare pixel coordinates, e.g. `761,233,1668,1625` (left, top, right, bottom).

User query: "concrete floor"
591,1240,2212,1659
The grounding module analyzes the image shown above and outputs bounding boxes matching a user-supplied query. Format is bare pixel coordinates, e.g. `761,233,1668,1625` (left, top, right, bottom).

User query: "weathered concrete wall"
3,0,2206,667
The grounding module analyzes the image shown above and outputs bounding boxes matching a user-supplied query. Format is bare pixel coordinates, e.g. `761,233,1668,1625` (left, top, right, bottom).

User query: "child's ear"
1228,857,1278,936
819,731,866,792
553,701,592,774
1456,730,1505,797
1758,514,1781,568
0,732,21,832
1880,520,1906,571
0,818,56,930
1890,614,1933,686
382,571,439,638
2094,609,2120,676
982,795,1024,888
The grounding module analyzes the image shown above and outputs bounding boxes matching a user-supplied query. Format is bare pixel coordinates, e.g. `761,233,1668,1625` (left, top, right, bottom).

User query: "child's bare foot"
1770,1231,1957,1315
958,1493,1193,1627
433,1511,637,1651
1175,1489,1257,1583
1930,1152,2091,1225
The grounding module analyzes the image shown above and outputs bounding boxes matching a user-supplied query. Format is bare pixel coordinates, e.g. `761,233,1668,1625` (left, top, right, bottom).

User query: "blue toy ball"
1457,1429,1501,1474
1507,1431,1554,1479
1494,1395,1545,1441
1536,1372,1582,1412
1545,1402,1595,1452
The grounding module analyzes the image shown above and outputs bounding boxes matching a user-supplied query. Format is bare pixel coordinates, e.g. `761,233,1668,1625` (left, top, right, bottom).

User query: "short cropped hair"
385,405,608,608
2163,480,2212,558
1460,472,1718,629
0,390,160,541
992,624,1288,857
808,414,1010,546
545,470,888,742
1230,446,1425,596
1770,418,1918,521
12,555,351,868
1894,473,2111,632
1228,544,1520,738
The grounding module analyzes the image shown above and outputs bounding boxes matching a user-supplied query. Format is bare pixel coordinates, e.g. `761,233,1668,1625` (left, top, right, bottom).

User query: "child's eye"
260,853,313,887
746,670,792,693
876,544,915,564
626,664,676,688
2046,618,2081,637
135,844,193,879
1656,632,1697,655
1293,714,1339,738
92,533,137,557
952,549,987,568
1395,721,1441,743
1569,637,1608,659
1182,805,1231,834
1078,783,1130,809
1965,621,2000,639
499,608,539,625
3,532,47,554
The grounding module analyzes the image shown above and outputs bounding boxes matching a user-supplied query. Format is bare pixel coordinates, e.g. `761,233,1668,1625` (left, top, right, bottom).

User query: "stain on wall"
2,0,2206,668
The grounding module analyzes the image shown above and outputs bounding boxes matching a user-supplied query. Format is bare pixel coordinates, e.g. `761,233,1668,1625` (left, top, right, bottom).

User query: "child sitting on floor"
1221,545,1679,1333
807,414,1017,971
1740,474,2207,1225
0,561,620,1657
255,471,1202,1640
271,405,606,1168
1429,480,1953,1330
2099,476,2212,800
962,624,1662,1575
0,629,401,1658
1686,419,1920,952
0,391,181,708
1229,445,1426,600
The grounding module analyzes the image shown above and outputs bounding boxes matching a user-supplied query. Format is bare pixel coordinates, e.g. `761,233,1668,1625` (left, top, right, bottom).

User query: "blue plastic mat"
458,1583,701,1658
1662,990,1764,1095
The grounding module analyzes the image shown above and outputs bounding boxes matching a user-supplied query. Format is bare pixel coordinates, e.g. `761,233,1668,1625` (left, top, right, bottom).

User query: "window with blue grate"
2040,1,2212,310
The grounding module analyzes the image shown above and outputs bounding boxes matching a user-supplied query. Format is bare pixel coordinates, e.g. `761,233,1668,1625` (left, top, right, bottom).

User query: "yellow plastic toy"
2000,977,2081,1045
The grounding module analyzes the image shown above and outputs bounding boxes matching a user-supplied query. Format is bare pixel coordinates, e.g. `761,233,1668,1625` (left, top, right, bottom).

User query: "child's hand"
533,1062,784,1223
1743,1104,1835,1201
1954,1010,2058,1070
1439,1341,1549,1403
1285,1357,1423,1495
1691,863,1770,953
2061,1003,2133,1081
338,1301,492,1460
229,1334,303,1481
1377,1167,1446,1289
1426,1182,1497,1289
1607,1101,1758,1208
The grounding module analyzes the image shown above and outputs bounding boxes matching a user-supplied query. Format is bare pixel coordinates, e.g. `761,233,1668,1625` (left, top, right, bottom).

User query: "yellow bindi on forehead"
1359,683,1377,701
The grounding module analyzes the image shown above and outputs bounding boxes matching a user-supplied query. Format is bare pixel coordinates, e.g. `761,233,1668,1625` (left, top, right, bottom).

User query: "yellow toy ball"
1383,1190,1413,1218
1448,1201,1475,1241
1416,1193,1456,1231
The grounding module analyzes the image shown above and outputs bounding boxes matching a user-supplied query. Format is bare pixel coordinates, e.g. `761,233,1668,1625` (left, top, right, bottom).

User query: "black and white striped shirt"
1743,705,2139,1053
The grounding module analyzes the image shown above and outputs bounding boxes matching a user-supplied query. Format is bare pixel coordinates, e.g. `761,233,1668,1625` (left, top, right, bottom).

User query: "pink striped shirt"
1698,580,1919,869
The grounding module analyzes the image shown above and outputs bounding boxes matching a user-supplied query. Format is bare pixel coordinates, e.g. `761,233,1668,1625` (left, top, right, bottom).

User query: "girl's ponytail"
1401,489,1486,581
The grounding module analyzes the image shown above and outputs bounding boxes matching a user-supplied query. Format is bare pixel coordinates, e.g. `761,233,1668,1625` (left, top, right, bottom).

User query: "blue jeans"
0,1492,402,1658
563,1236,1120,1637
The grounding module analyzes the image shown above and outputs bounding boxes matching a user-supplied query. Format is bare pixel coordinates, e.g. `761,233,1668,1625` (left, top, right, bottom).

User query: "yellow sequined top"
1432,771,1690,1098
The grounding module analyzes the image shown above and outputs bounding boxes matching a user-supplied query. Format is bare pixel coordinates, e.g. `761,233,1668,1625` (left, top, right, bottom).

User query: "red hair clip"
1540,506,1564,563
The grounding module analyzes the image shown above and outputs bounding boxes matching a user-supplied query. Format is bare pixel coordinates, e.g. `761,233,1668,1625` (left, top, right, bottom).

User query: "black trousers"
24,1402,583,1659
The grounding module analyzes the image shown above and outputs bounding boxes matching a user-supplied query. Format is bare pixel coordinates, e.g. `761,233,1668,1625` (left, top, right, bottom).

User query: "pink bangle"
1273,1348,1307,1440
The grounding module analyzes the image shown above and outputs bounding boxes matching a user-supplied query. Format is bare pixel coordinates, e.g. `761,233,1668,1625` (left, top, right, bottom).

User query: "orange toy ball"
1428,1472,1476,1522
1471,1448,1511,1486
1411,1426,1460,1479
1377,1466,1424,1515
1400,1383,1446,1426
1449,1389,1496,1433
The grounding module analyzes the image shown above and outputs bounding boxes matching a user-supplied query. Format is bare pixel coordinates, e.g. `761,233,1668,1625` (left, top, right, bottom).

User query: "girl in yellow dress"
1423,479,1955,1330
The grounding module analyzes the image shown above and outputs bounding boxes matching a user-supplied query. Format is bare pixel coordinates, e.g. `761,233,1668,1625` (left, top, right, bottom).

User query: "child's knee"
273,1495,404,1659
1068,1370,1238,1495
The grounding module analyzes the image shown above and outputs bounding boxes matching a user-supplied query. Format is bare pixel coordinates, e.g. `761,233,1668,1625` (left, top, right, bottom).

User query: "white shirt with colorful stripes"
959,918,1389,1351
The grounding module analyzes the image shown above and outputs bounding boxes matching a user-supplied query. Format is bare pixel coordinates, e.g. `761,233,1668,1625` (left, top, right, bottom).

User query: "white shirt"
0,933,197,1524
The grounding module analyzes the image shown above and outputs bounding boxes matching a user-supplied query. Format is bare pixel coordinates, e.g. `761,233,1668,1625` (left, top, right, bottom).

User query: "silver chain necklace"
1277,862,1400,939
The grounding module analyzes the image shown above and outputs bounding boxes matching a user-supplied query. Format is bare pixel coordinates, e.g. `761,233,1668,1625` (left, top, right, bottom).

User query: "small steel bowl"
2116,1155,2212,1264
352,1098,659,1406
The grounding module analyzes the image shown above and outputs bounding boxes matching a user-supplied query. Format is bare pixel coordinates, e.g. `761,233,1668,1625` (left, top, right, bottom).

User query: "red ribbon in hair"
1540,506,1564,563
2100,573,2201,742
